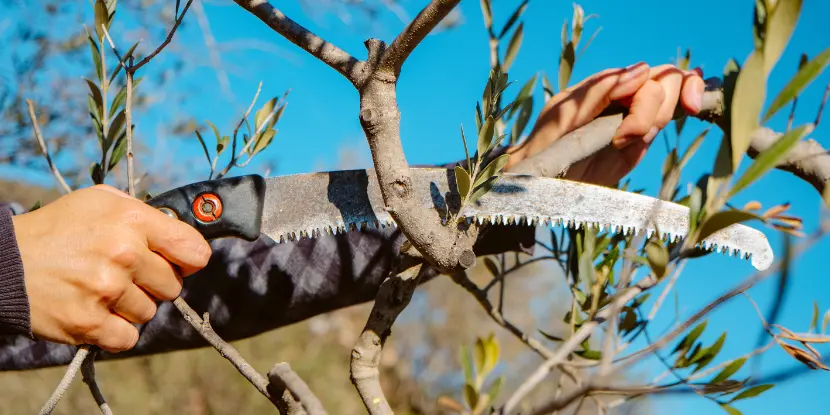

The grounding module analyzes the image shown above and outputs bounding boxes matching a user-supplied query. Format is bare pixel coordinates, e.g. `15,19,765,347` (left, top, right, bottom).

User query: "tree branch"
25,99,72,194
129,0,194,72
232,0,365,85
268,362,328,415
171,297,282,408
350,263,427,415
39,346,91,415
81,350,113,415
510,77,830,200
379,0,461,75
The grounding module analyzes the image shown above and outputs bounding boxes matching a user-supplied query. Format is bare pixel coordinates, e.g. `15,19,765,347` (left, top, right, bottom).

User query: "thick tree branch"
350,263,427,415
510,77,830,200
232,0,365,85
379,0,461,75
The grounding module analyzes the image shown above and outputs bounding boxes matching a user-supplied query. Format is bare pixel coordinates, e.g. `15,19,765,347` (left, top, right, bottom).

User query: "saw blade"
260,168,773,271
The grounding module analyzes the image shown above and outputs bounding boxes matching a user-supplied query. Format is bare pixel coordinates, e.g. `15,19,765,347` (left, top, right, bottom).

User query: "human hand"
505,62,705,186
11,185,211,352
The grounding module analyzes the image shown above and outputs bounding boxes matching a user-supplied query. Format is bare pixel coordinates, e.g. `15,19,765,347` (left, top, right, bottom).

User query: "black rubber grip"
145,174,266,241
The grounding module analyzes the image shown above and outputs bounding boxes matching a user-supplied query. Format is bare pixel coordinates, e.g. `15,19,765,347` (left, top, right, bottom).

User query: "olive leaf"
729,51,766,173
645,241,669,279
729,384,774,403
502,22,524,71
498,0,528,39
761,0,802,73
698,210,764,243
711,358,747,384
762,46,830,122
455,166,472,202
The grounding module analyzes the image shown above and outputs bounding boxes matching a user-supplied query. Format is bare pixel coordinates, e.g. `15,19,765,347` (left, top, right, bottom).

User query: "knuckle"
110,243,140,270
138,303,158,324
91,271,128,303
68,315,103,338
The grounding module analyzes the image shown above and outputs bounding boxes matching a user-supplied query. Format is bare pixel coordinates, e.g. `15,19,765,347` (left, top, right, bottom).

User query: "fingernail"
621,62,647,82
692,92,703,113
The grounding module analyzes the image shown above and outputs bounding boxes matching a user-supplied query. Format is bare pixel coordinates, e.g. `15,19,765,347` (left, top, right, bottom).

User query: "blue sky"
4,0,830,413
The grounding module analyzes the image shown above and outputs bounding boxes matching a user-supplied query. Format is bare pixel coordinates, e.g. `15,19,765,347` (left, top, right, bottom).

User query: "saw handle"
145,174,266,241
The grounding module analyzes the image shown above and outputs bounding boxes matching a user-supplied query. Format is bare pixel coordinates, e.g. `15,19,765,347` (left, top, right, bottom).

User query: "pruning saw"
144,167,774,271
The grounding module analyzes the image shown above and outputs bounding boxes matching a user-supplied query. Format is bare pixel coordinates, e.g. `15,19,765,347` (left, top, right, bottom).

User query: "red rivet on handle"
193,193,223,222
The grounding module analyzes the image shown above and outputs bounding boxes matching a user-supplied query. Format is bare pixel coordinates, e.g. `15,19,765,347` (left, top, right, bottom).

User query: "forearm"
0,206,31,339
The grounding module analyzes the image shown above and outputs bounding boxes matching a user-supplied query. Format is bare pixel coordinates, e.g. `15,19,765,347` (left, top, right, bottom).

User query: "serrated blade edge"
260,168,773,270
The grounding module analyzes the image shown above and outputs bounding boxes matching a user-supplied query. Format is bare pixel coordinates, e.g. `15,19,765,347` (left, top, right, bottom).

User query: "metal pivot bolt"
192,193,223,222
158,207,178,219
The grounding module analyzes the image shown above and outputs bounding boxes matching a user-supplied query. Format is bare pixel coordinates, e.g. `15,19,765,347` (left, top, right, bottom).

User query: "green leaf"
730,124,812,197
698,210,764,242
217,135,230,154
109,41,140,84
511,97,533,144
692,333,727,372
461,346,473,384
811,301,820,332
482,335,499,376
730,384,774,403
762,0,802,74
559,42,575,91
711,358,747,384
251,129,276,155
542,73,555,100
823,309,830,335
720,403,743,415
108,131,127,170
474,154,510,189
645,241,669,279
87,36,103,82
94,0,109,40
255,97,277,131
455,166,472,202
730,51,766,173
108,110,126,148
498,0,528,39
477,116,495,158
474,338,486,374
575,348,602,360
460,125,472,169
502,22,524,72
87,94,102,126
763,47,830,122
110,77,143,118
90,162,104,184
29,200,42,212
468,175,498,205
479,0,492,29
83,78,104,114
672,320,707,355
464,383,478,410
205,120,221,143
487,376,505,401
509,74,537,118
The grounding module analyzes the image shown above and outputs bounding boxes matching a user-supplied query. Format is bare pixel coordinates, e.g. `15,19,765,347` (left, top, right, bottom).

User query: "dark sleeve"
0,155,536,371
0,206,31,338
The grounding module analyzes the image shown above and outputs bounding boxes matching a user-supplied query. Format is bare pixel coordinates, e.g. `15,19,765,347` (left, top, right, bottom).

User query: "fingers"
112,284,158,324
119,202,212,277
85,313,139,353
680,67,705,114
612,79,665,147
134,249,184,301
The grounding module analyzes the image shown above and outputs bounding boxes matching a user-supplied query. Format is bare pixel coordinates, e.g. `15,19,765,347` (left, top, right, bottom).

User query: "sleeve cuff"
0,206,32,338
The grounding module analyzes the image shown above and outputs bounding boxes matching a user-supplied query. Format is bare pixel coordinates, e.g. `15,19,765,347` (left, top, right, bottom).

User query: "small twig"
26,99,71,194
499,275,660,414
126,57,136,196
450,270,582,386
81,349,113,415
350,263,426,415
268,362,327,415
232,0,364,85
130,0,195,72
647,261,687,320
816,81,830,127
172,296,281,407
379,0,461,75
39,346,92,415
